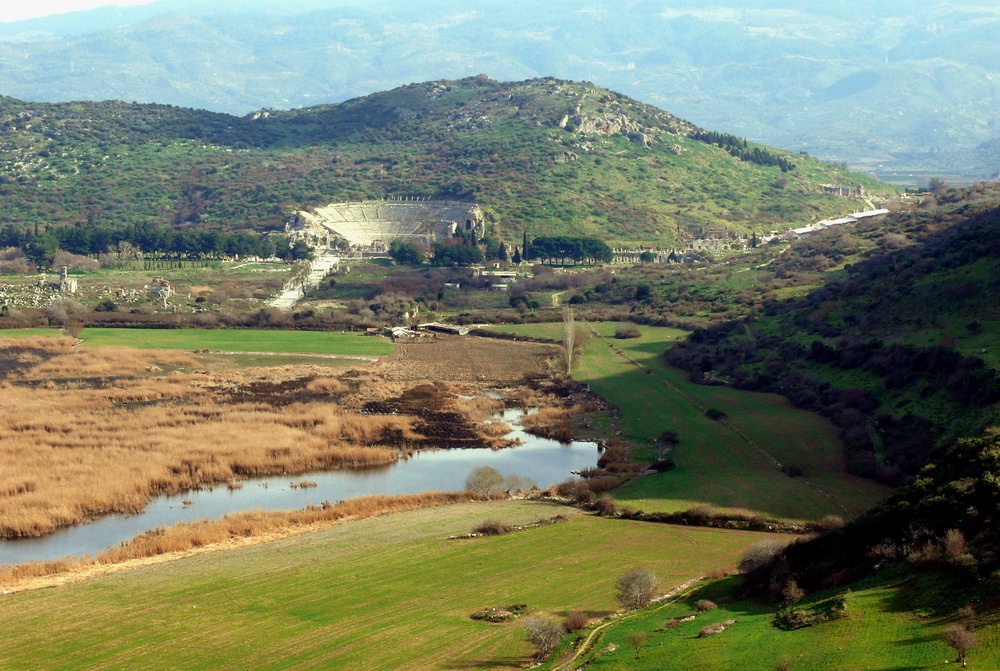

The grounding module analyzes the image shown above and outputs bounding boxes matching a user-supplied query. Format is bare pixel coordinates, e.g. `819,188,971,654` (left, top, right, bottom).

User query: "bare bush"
473,519,512,536
523,616,565,660
586,475,621,494
53,250,100,270
465,466,505,497
698,619,735,638
593,495,619,517
944,529,968,561
818,515,845,531
563,611,590,632
614,324,641,339
739,539,790,574
503,474,536,494
906,539,944,564
695,599,718,613
944,623,977,667
616,566,658,610
782,579,805,607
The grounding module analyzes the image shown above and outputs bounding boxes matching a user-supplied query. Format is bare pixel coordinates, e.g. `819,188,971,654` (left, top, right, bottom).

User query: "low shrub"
818,514,845,531
473,519,512,536
586,475,621,494
650,459,676,472
593,495,619,517
614,324,642,339
695,599,718,612
564,611,590,632
471,604,528,622
698,619,735,638
705,408,728,421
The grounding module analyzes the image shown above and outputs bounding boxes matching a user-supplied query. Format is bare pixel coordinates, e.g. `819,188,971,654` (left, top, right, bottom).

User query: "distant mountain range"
0,76,886,244
0,0,997,183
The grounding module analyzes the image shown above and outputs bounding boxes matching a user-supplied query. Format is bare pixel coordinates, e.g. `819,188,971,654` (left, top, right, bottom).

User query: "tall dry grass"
0,338,532,539
0,339,460,538
0,491,481,585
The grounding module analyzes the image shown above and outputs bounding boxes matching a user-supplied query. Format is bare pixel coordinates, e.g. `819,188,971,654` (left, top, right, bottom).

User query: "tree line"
0,223,312,267
524,235,612,263
691,130,795,172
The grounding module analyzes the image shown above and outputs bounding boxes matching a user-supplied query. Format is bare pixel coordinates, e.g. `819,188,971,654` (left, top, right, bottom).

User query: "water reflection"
0,409,597,565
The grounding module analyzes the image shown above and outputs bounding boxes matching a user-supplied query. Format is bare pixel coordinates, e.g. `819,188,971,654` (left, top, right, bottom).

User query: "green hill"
0,77,889,246
664,193,1000,484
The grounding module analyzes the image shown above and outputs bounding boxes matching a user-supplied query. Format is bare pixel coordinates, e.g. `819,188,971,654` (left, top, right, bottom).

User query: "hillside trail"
269,250,340,310
551,290,568,307
555,578,703,670
585,323,850,515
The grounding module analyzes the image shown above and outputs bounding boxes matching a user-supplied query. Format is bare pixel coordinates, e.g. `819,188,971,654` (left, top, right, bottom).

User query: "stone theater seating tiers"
286,199,487,252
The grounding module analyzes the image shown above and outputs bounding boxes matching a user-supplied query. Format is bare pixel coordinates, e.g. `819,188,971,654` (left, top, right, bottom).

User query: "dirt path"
551,290,569,307
556,578,703,670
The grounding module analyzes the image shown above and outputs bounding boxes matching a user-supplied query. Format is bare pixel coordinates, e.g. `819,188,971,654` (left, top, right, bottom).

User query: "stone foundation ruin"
286,199,486,253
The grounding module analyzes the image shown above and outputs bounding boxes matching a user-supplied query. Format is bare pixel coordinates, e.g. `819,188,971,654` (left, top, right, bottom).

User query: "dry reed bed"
0,338,521,539
0,492,482,588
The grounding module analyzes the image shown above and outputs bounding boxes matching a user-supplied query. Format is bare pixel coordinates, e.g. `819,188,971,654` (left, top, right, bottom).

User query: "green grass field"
0,327,394,356
0,501,788,670
488,322,890,521
550,568,1000,670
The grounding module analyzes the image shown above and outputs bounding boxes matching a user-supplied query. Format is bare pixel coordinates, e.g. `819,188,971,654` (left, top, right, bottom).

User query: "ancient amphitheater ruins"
286,199,486,253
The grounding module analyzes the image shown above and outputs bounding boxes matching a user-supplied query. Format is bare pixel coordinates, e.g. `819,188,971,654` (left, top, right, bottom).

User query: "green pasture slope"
0,327,393,356
0,501,788,670
547,568,1000,671
487,322,889,521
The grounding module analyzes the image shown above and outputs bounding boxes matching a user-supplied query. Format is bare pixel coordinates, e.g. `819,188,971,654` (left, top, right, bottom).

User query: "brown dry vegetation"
373,335,559,383
0,337,559,539
0,492,479,588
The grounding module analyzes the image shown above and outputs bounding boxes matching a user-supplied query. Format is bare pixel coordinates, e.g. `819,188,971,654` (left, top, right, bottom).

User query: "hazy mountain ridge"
0,0,997,178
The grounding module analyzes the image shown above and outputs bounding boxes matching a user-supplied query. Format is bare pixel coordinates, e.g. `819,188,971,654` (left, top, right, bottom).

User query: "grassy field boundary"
0,327,394,356
486,321,889,521
0,502,790,670
587,324,852,516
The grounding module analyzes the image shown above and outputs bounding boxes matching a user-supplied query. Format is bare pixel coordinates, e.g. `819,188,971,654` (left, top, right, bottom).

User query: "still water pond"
0,410,598,565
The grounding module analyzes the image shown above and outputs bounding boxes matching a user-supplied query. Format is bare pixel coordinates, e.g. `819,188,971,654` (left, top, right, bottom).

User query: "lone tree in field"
782,579,805,607
628,631,649,659
944,623,977,667
465,466,505,497
563,306,575,374
523,615,565,661
616,566,658,610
